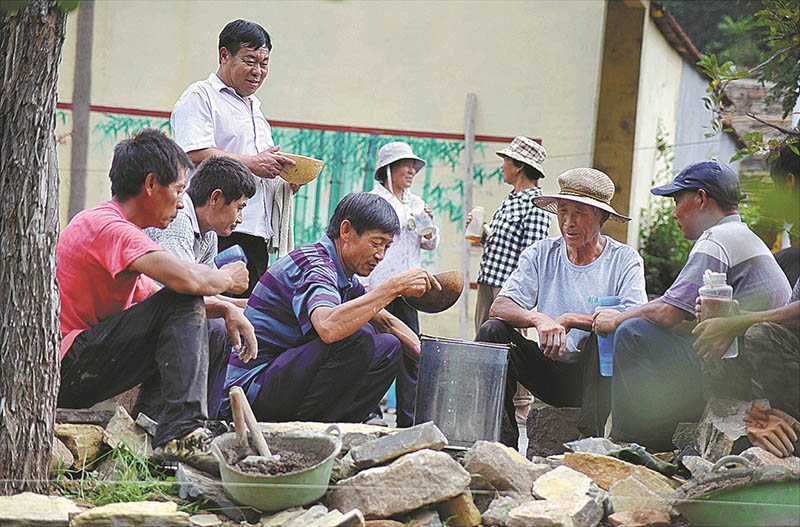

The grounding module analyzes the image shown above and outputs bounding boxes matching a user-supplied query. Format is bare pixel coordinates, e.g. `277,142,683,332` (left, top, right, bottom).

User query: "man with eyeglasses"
172,19,296,297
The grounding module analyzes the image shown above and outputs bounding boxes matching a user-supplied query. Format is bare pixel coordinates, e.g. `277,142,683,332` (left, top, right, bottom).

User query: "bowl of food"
403,270,464,313
278,153,325,185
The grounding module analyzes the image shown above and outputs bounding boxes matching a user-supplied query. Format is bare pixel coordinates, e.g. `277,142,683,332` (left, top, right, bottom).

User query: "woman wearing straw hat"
467,136,551,424
476,168,647,446
367,141,440,428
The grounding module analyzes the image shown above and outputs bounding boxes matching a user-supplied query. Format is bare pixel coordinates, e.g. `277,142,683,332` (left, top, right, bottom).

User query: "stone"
260,508,306,526
565,437,621,456
286,504,329,526
94,453,126,481
671,422,698,450
482,496,520,527
103,405,152,457
135,412,159,437
564,452,681,493
363,521,404,527
607,510,671,526
54,423,105,469
256,421,397,453
70,501,189,526
50,435,75,472
436,490,481,526
681,455,714,479
175,463,261,524
696,398,766,463
608,476,670,514
740,446,800,472
348,422,447,471
189,514,222,526
545,454,566,467
56,407,117,427
0,492,80,527
398,509,442,527
314,509,366,527
526,406,581,457
464,440,551,498
505,500,572,527
532,465,605,527
467,473,499,513
327,449,471,519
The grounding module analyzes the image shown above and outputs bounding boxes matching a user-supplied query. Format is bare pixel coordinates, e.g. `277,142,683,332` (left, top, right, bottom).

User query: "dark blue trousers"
250,324,401,423
385,297,420,428
611,317,705,451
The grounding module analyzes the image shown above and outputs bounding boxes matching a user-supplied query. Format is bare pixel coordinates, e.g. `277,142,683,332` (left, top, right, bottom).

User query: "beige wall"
628,4,682,249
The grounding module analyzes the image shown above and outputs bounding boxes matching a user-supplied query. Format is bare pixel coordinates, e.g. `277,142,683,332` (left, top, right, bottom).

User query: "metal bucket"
210,424,341,511
413,336,509,448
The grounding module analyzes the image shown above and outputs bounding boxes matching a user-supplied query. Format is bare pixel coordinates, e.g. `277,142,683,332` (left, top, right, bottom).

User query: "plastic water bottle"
595,296,624,377
698,269,738,359
214,245,248,268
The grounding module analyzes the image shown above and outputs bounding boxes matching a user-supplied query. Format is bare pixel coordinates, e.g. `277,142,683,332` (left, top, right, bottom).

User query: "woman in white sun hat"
367,141,439,428
466,136,551,424
476,167,647,446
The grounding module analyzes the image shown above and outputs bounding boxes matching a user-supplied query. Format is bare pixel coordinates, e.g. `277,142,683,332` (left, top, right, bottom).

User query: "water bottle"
698,269,738,359
214,245,248,268
595,296,624,377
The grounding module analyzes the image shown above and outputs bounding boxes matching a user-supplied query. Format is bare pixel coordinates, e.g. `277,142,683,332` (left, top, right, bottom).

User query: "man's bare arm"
130,251,247,296
187,146,294,179
593,298,689,336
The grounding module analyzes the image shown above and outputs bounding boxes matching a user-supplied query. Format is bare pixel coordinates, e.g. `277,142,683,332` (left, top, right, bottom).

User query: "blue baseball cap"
651,159,742,204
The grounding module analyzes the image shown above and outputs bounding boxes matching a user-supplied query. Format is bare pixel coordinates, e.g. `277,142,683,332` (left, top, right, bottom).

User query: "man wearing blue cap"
593,160,791,450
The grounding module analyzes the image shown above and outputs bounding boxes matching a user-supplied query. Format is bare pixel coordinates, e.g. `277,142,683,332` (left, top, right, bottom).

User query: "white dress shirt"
171,73,276,241
366,184,440,290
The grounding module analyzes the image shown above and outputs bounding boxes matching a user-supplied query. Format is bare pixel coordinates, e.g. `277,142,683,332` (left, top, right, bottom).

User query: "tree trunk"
0,0,66,495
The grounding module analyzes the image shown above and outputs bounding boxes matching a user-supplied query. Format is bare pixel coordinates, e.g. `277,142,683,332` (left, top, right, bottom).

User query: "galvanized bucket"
210,424,341,511
413,336,509,448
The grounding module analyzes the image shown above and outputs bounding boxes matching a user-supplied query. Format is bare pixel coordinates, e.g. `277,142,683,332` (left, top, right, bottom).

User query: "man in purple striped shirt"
222,192,440,422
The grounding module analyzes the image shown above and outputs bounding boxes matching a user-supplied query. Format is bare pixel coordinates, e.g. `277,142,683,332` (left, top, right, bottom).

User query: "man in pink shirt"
57,129,251,472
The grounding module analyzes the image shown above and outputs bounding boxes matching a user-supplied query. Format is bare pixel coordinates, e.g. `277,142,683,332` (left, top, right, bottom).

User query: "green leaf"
58,0,81,12
0,0,30,14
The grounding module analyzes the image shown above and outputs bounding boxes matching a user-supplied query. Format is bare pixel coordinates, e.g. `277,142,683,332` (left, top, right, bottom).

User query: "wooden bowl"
403,270,464,313
279,154,325,185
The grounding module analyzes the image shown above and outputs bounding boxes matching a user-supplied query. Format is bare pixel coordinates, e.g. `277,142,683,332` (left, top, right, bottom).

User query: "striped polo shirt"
224,234,366,402
662,214,791,315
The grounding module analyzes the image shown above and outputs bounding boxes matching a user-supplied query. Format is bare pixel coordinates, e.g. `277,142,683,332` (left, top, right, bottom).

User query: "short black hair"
187,156,256,206
770,146,799,184
326,192,400,240
218,19,271,58
512,159,544,181
109,129,193,201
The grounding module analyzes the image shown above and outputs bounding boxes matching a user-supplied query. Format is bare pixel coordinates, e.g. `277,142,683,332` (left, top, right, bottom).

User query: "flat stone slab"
464,440,551,497
526,406,581,457
482,496,520,527
608,476,671,514
175,463,261,523
608,510,671,526
564,452,681,493
51,436,75,472
54,423,105,470
349,421,447,470
0,492,80,527
327,449,470,519
532,465,605,527
506,500,572,527
70,501,190,526
103,405,152,457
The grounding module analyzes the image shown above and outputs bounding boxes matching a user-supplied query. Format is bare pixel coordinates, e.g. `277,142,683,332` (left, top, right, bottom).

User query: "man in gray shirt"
477,168,646,446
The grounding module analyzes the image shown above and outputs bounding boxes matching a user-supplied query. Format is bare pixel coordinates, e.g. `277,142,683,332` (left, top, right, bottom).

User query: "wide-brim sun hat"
496,136,546,177
374,142,426,180
532,167,630,222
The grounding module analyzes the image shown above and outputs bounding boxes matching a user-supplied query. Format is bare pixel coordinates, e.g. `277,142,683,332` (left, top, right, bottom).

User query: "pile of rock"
3,396,799,527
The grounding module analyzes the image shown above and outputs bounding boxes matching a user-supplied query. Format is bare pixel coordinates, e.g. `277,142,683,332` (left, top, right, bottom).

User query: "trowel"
229,386,280,464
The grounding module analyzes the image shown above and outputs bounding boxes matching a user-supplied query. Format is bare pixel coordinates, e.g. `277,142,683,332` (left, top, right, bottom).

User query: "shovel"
229,386,280,463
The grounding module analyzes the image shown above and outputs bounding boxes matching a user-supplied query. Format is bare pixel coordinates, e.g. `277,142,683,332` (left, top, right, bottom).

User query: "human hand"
290,183,301,194
394,324,421,362
744,403,799,458
696,296,739,322
221,261,249,295
465,213,473,229
424,204,433,219
250,145,295,178
536,313,568,360
391,268,441,298
692,317,739,362
224,306,258,363
592,309,621,337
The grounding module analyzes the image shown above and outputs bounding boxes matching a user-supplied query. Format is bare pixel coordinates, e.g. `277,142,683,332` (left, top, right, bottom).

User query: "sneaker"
152,428,219,476
203,419,230,438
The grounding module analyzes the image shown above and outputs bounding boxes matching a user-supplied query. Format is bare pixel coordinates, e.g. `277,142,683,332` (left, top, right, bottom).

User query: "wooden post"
460,93,477,340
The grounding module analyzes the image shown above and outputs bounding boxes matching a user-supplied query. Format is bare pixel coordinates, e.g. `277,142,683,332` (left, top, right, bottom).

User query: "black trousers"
218,231,269,298
385,297,420,428
476,319,610,446
59,289,215,447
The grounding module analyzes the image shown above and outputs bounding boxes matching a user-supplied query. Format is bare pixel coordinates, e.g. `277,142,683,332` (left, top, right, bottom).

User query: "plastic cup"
416,212,435,237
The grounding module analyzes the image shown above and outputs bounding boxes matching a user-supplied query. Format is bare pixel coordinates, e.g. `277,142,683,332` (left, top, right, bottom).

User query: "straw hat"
374,142,426,180
278,153,325,185
496,136,546,177
532,168,630,222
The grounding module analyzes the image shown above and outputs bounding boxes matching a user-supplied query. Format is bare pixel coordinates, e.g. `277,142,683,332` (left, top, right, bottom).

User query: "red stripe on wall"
56,102,528,143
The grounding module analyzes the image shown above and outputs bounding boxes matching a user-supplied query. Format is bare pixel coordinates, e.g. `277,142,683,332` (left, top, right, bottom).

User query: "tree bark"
0,0,66,495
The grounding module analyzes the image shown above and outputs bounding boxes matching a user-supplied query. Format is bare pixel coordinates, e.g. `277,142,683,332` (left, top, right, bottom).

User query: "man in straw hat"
468,136,551,424
222,192,440,423
171,19,297,297
477,167,647,446
593,159,791,451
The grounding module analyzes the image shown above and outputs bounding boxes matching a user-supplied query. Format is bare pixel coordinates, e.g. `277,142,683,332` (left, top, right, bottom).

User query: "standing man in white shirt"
171,19,296,296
